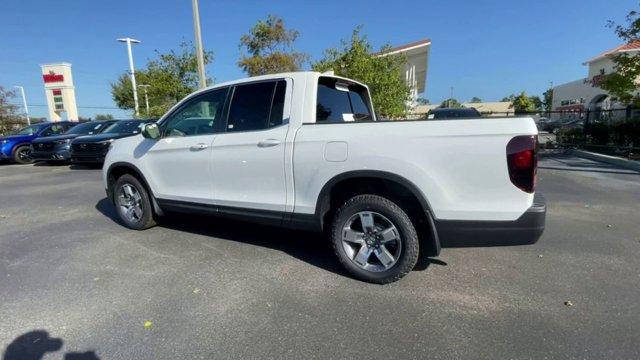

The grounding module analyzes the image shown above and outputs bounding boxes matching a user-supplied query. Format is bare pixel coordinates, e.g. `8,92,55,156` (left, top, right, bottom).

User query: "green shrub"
610,119,640,147
586,122,610,145
557,127,583,145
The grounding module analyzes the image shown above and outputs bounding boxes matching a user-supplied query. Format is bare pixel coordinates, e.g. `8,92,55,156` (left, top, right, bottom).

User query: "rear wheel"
330,194,419,284
113,174,157,230
13,146,33,164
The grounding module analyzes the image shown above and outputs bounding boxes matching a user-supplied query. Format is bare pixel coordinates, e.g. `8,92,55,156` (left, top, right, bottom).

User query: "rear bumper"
435,194,546,247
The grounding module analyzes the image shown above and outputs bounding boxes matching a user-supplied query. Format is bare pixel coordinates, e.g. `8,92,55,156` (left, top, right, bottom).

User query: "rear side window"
269,81,286,128
227,80,286,132
316,77,373,122
41,124,66,136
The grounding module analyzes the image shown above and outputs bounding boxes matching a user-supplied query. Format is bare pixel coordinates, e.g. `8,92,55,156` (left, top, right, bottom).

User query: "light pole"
117,37,141,117
14,86,30,125
138,84,150,115
449,86,454,108
192,0,207,89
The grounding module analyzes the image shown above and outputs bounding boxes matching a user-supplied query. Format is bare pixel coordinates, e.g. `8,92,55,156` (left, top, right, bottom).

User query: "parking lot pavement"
1,156,639,360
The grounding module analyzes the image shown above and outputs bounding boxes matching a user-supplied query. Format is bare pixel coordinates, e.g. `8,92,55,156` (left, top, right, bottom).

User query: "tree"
440,98,463,108
502,92,543,113
529,95,543,111
238,15,308,76
312,28,410,118
111,41,213,118
95,114,114,120
600,7,640,106
0,86,25,135
509,92,536,114
416,97,429,105
542,88,553,112
470,96,482,103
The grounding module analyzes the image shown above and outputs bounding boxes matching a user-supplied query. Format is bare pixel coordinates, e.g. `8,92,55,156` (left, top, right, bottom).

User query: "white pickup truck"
103,71,546,283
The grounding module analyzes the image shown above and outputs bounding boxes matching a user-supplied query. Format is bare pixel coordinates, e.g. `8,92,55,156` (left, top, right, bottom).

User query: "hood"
32,134,81,144
0,134,35,142
72,132,141,144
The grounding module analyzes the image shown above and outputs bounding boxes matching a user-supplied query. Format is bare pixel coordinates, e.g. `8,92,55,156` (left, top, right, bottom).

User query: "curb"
569,149,640,172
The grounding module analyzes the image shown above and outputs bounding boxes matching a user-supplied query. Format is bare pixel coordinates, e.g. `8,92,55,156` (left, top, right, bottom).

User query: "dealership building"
551,41,640,120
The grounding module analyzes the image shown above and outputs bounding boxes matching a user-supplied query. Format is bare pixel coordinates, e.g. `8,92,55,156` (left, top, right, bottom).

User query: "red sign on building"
43,72,64,83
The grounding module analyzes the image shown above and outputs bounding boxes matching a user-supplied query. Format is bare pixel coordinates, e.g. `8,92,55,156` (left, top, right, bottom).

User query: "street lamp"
13,86,30,125
138,84,150,115
117,37,141,117
192,0,207,89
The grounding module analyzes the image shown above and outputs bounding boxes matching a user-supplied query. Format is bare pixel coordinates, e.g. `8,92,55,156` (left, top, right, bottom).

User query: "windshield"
103,120,146,134
13,124,45,135
65,121,111,135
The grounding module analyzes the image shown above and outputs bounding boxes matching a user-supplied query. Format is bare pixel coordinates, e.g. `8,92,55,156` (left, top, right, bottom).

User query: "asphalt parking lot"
1,154,639,360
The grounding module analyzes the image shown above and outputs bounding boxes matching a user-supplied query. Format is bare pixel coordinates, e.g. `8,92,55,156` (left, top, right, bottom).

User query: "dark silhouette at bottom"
3,331,99,360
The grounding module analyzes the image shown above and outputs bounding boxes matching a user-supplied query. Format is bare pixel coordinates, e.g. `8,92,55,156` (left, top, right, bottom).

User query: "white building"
41,62,79,121
378,39,431,106
551,41,640,121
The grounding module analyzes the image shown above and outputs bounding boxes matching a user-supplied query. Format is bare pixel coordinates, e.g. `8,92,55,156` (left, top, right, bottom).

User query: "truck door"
143,87,228,203
211,79,289,213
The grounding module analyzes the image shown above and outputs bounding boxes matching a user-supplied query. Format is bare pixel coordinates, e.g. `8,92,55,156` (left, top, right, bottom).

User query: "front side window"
226,80,286,132
162,87,229,137
316,77,373,122
15,124,43,135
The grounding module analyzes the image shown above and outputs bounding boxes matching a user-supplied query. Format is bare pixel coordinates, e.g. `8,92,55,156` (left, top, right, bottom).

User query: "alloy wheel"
341,211,402,272
17,147,32,163
118,183,144,223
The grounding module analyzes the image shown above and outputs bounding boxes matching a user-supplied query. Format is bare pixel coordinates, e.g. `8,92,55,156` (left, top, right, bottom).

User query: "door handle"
258,139,281,148
189,143,209,151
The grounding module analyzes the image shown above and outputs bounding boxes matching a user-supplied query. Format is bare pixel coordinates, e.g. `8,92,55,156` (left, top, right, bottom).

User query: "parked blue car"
0,122,75,164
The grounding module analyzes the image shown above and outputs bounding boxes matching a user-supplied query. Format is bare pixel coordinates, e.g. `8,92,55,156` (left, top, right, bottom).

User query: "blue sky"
0,0,636,119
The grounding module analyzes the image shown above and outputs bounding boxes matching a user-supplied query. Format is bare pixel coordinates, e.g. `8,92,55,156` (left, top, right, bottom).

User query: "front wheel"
113,174,157,230
13,146,33,164
330,194,419,284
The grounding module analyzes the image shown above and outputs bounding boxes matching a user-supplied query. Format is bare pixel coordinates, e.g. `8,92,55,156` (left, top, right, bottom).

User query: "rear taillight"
506,135,537,193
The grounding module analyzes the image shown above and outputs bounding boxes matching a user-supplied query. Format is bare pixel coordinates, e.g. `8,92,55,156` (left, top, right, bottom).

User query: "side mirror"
141,123,161,139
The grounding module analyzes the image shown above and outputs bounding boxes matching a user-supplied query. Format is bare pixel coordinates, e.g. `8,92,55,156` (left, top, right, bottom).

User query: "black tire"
13,146,33,164
330,194,419,284
113,174,157,230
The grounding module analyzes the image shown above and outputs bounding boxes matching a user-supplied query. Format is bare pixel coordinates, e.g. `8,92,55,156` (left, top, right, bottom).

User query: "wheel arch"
315,170,440,256
11,142,32,155
106,162,164,216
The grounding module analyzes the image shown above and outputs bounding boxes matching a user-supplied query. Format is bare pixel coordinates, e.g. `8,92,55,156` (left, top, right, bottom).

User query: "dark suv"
30,120,116,163
426,107,482,120
71,119,156,165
